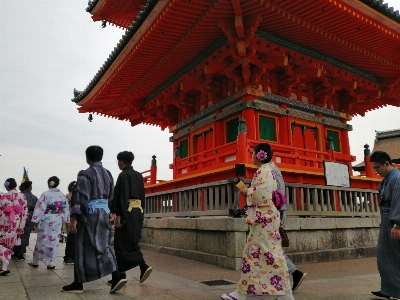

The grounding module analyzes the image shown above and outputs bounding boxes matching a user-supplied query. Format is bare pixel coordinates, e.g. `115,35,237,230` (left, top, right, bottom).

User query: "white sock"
229,291,247,300
1,259,9,271
47,262,55,267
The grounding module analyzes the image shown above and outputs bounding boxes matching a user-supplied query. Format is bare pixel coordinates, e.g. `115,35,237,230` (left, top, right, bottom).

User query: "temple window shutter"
327,130,340,152
180,139,188,158
259,116,276,141
226,117,239,143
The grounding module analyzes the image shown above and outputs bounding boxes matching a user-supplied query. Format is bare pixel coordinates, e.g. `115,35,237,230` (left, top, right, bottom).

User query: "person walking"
106,151,152,286
273,165,307,292
0,178,28,275
28,176,70,270
12,180,38,261
61,145,126,294
221,143,294,300
370,151,400,299
63,181,76,265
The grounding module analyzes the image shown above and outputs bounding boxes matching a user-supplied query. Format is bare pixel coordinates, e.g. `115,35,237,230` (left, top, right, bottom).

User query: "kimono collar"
91,161,103,167
123,165,133,171
385,168,398,179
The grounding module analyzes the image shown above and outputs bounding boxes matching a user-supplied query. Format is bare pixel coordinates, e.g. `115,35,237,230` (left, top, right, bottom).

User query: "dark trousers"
13,218,32,256
64,232,75,259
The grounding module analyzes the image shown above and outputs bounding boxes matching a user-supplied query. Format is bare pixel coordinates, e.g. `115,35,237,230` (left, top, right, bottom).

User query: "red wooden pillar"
364,144,375,178
340,121,351,156
279,104,290,164
237,118,248,209
214,109,224,147
150,155,157,184
237,118,248,164
241,95,256,142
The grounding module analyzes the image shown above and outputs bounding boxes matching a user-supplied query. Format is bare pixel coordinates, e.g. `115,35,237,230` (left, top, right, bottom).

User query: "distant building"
353,129,400,176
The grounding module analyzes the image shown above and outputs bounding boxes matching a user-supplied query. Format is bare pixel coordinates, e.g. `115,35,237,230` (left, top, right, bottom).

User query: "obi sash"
3,205,24,222
45,201,66,214
128,199,143,213
88,199,110,214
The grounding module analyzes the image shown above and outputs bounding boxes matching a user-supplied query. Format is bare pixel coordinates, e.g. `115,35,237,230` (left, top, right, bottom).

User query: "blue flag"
21,167,29,184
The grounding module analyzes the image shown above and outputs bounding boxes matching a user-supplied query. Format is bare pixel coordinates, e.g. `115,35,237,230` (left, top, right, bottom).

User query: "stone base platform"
140,216,379,270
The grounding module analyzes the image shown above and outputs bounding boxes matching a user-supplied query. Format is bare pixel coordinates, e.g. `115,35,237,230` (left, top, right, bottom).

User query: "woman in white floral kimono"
0,178,28,275
28,176,69,269
221,143,294,300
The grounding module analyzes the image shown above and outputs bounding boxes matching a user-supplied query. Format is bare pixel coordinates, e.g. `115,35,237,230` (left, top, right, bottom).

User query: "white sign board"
323,161,350,188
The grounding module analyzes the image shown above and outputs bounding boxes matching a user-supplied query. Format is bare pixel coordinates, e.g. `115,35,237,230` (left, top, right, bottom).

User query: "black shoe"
61,282,83,294
106,279,112,286
63,257,74,265
292,270,307,292
371,291,390,299
0,270,10,276
140,266,153,283
110,277,127,293
106,273,125,286
11,254,18,260
17,256,25,261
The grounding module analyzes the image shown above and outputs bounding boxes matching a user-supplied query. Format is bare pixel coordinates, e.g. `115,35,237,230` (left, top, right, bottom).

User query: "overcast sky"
1,1,400,195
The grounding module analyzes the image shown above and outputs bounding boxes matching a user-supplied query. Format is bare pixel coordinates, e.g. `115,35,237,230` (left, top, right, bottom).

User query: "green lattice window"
226,117,239,143
180,139,188,158
327,130,340,152
259,116,276,141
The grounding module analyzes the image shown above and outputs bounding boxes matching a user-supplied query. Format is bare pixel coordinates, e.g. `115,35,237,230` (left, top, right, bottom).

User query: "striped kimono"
377,169,400,299
71,162,117,283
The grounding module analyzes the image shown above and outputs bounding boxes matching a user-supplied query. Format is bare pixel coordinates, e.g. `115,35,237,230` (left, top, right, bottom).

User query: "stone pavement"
0,233,382,300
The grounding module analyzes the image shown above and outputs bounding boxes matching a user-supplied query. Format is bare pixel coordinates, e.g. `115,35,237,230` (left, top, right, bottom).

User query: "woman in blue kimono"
28,176,70,269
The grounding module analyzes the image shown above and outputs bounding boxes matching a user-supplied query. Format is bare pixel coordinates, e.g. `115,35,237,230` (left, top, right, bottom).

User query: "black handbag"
279,227,289,247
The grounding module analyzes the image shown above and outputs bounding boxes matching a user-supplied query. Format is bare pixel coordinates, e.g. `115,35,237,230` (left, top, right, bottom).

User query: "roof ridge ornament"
73,88,83,98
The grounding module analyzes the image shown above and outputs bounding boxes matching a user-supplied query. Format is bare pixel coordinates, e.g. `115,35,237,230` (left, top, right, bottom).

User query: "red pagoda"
72,0,400,216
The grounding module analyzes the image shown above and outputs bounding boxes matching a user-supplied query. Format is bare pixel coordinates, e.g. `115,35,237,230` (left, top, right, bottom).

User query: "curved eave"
86,0,102,13
73,0,400,117
360,0,400,24
87,0,148,29
73,0,160,105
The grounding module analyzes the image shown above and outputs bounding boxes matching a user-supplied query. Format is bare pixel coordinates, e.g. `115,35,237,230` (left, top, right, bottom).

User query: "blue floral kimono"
32,188,69,263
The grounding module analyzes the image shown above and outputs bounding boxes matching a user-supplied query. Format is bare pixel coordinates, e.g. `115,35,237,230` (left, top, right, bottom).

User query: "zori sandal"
28,262,39,268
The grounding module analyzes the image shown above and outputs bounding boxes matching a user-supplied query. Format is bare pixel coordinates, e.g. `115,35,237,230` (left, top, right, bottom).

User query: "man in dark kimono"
108,151,152,285
61,145,127,294
370,151,400,299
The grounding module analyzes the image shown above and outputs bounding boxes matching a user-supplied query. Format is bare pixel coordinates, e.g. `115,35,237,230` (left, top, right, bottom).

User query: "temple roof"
86,0,148,28
73,0,400,127
360,0,400,24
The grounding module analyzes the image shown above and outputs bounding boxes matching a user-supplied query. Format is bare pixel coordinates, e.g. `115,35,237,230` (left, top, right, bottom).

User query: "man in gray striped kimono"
274,164,307,292
370,151,400,299
61,145,127,294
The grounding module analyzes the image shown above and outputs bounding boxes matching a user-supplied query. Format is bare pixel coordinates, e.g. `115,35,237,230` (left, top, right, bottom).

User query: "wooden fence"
144,179,379,218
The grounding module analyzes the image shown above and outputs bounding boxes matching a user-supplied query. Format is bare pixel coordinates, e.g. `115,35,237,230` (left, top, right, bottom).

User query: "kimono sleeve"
247,166,276,206
31,192,47,223
390,177,400,225
62,194,70,224
17,193,28,236
71,173,90,218
112,172,129,221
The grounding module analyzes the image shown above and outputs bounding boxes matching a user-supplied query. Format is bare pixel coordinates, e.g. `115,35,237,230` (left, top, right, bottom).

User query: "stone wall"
140,216,380,270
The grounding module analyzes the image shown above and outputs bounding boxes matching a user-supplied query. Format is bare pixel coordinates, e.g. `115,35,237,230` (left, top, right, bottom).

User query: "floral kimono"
0,189,28,268
32,188,69,263
236,162,291,297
